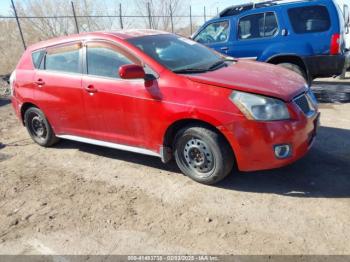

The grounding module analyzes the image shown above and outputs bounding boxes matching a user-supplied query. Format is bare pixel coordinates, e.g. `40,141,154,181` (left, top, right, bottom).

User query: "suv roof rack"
219,0,313,17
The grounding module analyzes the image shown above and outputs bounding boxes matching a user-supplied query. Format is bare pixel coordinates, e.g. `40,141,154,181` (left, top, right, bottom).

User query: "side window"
45,43,81,73
288,6,331,34
32,50,45,69
264,12,279,37
194,21,230,44
86,42,139,79
238,12,278,40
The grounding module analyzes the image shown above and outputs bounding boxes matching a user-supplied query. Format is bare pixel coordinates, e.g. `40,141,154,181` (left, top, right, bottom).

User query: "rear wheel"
24,107,59,147
174,125,234,185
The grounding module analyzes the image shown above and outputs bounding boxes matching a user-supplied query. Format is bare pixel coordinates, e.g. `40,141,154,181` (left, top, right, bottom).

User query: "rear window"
32,50,45,69
238,12,278,40
44,43,81,74
288,5,331,34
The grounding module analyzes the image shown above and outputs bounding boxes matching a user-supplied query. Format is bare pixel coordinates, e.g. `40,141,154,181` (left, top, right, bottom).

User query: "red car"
10,30,320,185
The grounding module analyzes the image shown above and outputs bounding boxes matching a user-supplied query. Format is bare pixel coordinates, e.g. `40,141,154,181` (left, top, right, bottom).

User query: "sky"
0,0,252,16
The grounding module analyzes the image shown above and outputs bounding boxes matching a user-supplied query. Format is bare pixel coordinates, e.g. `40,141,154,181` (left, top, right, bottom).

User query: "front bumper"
219,109,320,172
304,54,346,78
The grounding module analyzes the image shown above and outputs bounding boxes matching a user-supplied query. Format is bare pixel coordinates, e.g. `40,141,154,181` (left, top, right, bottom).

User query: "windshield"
127,34,224,73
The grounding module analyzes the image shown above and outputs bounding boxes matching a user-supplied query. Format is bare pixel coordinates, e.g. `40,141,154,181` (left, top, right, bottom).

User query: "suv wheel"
24,107,59,147
174,125,234,185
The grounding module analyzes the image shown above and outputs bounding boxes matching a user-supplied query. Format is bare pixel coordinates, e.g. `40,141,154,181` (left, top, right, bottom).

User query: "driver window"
194,20,229,44
86,42,140,79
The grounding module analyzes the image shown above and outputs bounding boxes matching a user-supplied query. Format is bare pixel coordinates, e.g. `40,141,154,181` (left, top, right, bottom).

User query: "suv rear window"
288,6,331,34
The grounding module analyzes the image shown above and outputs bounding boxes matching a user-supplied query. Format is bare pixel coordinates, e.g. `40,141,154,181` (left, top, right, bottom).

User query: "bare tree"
135,0,184,31
0,0,187,75
14,0,73,39
98,0,134,30
0,19,23,75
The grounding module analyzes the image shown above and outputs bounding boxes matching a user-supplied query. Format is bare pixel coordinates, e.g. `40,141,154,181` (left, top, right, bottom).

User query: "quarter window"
45,43,81,73
238,12,278,39
288,6,331,34
32,50,45,69
86,42,139,79
194,21,230,44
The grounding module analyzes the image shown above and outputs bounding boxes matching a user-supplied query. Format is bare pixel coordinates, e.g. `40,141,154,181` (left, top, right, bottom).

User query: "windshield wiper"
173,68,209,74
207,60,227,71
173,59,232,74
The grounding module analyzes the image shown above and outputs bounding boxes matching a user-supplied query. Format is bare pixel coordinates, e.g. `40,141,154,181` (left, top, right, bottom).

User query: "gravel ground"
0,82,349,255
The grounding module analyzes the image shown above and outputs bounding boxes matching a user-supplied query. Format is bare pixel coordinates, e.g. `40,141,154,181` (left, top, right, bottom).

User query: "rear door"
230,11,281,60
33,42,88,136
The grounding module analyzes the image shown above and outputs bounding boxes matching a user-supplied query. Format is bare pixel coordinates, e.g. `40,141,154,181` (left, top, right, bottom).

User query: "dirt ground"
0,97,349,255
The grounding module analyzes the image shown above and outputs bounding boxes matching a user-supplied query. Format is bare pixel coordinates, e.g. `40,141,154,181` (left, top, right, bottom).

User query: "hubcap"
30,115,47,139
183,138,214,174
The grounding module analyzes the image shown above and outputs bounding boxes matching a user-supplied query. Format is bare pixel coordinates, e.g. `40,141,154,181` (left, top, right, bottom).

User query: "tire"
24,107,59,147
174,125,234,185
278,62,309,84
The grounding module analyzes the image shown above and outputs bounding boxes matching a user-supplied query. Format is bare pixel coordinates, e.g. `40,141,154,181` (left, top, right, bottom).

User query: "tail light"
9,70,16,96
330,33,341,55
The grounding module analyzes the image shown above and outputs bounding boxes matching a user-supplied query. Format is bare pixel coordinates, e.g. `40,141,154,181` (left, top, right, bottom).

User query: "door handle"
84,84,98,93
281,29,289,36
221,47,229,51
35,79,45,86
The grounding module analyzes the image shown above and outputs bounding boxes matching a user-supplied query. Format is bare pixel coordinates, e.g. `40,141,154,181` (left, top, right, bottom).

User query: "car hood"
185,60,307,101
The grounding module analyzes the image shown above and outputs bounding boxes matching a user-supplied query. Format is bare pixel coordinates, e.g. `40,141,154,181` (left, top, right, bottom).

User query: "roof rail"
219,0,312,17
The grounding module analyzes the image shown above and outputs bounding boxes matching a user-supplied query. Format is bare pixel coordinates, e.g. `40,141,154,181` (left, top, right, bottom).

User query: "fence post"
71,1,80,34
10,0,26,50
170,5,174,33
204,6,206,23
189,5,193,36
147,2,152,29
119,3,124,29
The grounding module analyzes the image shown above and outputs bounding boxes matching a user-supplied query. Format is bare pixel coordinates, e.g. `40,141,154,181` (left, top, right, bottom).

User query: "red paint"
11,31,319,172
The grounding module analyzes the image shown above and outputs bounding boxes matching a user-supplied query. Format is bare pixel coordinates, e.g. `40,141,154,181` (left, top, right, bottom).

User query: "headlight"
230,91,290,121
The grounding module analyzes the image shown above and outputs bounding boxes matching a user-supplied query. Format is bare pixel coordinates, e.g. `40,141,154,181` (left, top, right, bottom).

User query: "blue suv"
192,0,350,84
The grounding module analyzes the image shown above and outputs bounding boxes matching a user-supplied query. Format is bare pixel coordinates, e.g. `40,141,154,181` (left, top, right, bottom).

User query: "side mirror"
119,64,146,80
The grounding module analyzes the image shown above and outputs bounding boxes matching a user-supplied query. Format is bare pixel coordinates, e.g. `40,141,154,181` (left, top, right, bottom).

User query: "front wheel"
24,107,59,147
174,125,234,185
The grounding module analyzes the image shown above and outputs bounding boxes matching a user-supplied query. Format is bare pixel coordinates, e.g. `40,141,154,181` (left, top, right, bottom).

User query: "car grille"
294,90,318,117
294,94,310,114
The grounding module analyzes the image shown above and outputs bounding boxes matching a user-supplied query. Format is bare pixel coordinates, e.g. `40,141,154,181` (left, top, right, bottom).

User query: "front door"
81,41,155,148
193,19,233,56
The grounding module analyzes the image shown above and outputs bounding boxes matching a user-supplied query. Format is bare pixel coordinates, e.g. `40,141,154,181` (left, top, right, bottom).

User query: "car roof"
219,0,332,17
28,29,169,51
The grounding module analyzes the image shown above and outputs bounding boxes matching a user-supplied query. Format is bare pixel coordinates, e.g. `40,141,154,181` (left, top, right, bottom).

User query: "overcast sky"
0,0,254,16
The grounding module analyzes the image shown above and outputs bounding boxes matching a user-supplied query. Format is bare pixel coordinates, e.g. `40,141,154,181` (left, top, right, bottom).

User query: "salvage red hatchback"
10,30,320,184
